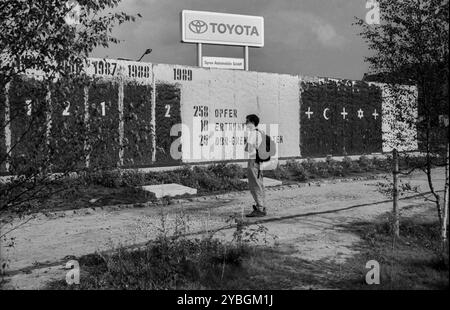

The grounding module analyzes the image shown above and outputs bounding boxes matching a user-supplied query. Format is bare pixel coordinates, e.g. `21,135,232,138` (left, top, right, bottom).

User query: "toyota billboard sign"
181,10,264,47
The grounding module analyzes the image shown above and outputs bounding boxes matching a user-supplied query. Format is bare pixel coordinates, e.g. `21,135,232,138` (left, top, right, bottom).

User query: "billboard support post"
197,43,203,67
244,46,249,71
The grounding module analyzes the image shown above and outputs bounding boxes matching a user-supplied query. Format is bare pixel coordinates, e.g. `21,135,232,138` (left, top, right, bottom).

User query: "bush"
83,170,122,188
316,161,330,178
194,167,224,192
371,156,387,170
284,160,309,181
82,169,149,188
301,158,319,177
326,159,345,177
226,178,249,191
120,170,146,187
47,236,252,290
342,156,362,173
208,163,245,179
358,155,373,171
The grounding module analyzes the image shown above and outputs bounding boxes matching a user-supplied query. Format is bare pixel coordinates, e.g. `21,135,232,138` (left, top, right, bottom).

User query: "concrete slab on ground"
141,183,197,198
240,177,283,187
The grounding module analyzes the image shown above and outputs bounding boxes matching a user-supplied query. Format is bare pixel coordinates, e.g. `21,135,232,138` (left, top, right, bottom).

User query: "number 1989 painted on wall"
173,68,192,81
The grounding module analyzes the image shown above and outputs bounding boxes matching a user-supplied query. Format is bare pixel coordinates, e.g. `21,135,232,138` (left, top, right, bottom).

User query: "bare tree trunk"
393,148,400,238
442,142,449,251
421,108,445,236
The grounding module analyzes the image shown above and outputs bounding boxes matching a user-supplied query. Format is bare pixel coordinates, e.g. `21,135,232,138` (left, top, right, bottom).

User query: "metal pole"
244,46,249,71
197,43,202,67
392,148,400,238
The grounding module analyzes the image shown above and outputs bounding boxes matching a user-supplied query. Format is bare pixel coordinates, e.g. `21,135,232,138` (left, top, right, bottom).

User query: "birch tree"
355,0,449,249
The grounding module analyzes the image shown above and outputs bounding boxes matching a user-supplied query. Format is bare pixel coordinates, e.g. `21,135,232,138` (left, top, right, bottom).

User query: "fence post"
393,148,400,238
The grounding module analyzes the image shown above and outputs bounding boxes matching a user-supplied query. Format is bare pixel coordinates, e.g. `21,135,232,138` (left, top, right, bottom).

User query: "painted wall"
153,64,300,163
0,58,418,174
300,77,384,157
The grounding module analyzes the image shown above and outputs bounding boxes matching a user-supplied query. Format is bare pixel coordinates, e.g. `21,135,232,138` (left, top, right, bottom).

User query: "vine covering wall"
300,78,383,157
155,83,181,165
123,83,153,167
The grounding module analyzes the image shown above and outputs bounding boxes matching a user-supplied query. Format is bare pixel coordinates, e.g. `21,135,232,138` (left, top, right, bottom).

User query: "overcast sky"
92,0,372,80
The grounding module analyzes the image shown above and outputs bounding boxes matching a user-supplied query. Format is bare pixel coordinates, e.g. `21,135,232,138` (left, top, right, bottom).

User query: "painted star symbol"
357,109,364,119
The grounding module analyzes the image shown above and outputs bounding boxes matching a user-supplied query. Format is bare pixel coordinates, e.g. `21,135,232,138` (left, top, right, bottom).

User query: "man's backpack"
255,129,277,164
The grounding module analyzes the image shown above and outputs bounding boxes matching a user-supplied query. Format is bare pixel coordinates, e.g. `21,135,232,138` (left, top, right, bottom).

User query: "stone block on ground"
141,183,197,198
239,177,282,187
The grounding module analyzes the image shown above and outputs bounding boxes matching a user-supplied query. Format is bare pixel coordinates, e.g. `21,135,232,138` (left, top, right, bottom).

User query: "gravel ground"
1,168,445,289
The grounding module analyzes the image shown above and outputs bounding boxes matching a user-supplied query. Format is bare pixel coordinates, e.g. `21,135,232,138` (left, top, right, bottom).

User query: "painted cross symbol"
372,109,379,120
341,107,348,119
305,107,314,119
357,109,364,119
25,99,32,116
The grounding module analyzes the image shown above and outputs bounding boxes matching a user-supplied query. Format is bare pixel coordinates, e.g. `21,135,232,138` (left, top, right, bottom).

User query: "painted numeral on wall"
193,105,208,117
199,135,208,146
100,101,106,116
165,104,171,117
173,68,192,81
25,99,32,116
201,119,208,132
63,101,71,116
128,65,150,78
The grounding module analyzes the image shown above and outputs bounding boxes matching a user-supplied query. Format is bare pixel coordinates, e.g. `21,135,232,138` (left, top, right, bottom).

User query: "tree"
355,0,449,250
0,0,138,271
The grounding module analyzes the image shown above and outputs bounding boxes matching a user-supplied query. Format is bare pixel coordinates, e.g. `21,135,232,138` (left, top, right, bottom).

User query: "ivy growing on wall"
155,83,181,164
8,76,49,174
123,83,153,167
87,80,120,169
300,79,383,157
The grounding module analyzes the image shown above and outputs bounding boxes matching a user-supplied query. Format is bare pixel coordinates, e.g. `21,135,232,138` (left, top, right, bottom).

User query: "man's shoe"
252,205,266,213
245,209,266,218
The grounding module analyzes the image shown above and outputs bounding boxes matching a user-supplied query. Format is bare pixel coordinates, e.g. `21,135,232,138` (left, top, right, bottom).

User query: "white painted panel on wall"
278,75,301,158
153,64,212,162
153,64,301,163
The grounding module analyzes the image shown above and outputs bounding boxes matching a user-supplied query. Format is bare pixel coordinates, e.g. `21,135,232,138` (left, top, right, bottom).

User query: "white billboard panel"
181,10,264,47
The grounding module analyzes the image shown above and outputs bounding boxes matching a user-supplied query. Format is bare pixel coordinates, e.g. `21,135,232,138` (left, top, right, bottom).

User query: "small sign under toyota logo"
181,10,264,47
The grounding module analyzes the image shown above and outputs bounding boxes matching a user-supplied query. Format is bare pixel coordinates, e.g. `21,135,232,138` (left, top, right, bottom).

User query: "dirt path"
1,169,445,289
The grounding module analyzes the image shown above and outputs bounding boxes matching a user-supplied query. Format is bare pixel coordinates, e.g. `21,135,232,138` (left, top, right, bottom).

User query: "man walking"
244,114,266,217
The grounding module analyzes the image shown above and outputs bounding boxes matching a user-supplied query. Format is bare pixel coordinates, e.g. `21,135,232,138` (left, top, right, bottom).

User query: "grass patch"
243,211,449,290
335,212,449,289
46,236,256,290
45,207,448,290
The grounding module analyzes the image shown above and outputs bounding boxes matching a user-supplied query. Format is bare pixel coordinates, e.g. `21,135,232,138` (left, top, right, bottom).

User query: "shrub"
284,160,308,181
358,155,373,171
342,156,362,173
326,160,345,177
226,178,249,191
83,170,122,188
325,155,334,164
371,156,387,170
269,164,290,180
316,161,330,178
47,236,252,290
208,163,245,179
301,158,319,177
120,170,146,187
195,169,223,192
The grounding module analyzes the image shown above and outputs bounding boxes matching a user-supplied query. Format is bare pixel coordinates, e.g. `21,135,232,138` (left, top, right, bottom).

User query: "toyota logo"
189,20,208,34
